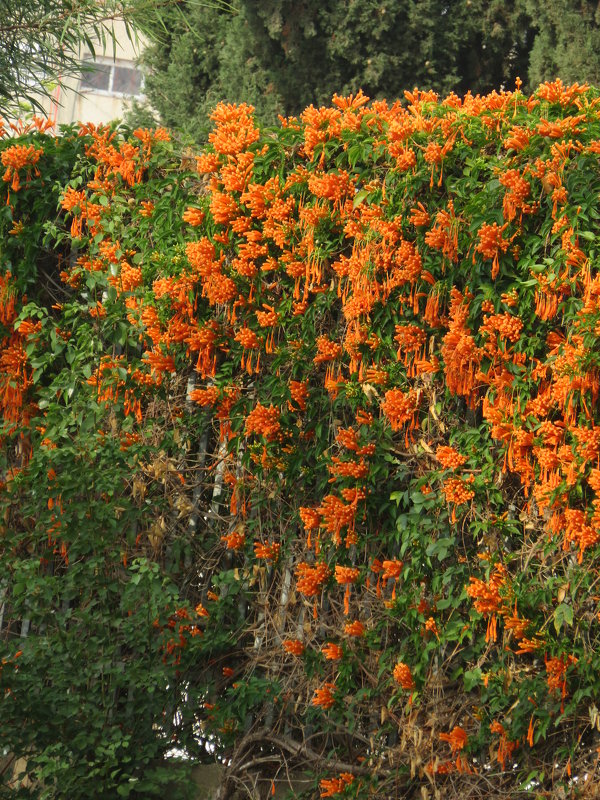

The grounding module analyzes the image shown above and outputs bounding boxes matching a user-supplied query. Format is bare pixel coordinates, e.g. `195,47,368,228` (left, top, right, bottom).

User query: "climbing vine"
3,80,600,798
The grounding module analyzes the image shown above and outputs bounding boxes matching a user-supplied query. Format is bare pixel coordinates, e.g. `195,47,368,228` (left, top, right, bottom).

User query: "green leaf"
353,188,370,208
553,603,574,633
463,668,482,691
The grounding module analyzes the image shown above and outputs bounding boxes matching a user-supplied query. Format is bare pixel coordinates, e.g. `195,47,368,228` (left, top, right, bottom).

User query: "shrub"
3,80,600,797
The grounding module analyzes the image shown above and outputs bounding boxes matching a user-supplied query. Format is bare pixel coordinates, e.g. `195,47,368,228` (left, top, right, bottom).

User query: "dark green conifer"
138,0,534,139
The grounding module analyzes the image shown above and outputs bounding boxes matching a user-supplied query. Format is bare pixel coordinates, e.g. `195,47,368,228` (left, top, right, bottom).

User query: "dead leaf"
361,383,379,402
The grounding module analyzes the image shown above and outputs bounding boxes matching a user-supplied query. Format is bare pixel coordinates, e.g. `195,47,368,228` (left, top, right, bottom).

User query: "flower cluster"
312,682,336,709
1,143,43,191
282,639,304,656
322,643,343,660
244,402,280,439
381,388,419,431
319,773,354,797
393,661,415,690
436,445,467,469
295,562,331,597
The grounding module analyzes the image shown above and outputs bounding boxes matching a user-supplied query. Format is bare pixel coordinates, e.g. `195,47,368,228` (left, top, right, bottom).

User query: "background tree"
523,0,600,88
139,0,533,139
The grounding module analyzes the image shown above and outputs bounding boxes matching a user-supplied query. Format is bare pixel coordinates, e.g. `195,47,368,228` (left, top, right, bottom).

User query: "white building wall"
43,20,146,127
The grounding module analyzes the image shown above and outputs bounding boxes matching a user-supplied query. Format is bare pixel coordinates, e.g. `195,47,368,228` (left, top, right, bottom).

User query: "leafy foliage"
4,80,600,798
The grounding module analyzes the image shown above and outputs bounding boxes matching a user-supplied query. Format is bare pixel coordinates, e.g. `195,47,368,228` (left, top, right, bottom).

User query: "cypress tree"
138,0,533,139
524,0,600,87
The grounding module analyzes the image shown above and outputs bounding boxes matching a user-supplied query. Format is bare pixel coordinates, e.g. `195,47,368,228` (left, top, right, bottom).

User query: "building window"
80,58,144,97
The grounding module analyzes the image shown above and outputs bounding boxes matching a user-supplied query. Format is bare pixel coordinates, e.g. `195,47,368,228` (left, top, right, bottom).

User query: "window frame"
79,56,144,98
